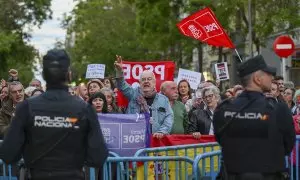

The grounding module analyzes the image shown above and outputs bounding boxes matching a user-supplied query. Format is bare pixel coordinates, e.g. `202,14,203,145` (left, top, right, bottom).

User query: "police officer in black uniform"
213,55,295,180
0,49,108,180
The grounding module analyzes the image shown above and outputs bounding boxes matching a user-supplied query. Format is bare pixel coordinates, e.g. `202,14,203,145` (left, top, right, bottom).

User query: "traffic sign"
273,35,295,58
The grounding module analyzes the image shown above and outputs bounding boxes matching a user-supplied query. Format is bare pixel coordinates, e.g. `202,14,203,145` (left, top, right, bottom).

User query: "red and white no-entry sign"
273,35,295,57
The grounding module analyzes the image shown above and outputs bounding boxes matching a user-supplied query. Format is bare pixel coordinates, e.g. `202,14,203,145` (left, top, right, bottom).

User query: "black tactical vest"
23,89,89,170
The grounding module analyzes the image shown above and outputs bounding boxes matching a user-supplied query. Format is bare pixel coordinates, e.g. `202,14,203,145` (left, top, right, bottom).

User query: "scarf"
136,88,157,113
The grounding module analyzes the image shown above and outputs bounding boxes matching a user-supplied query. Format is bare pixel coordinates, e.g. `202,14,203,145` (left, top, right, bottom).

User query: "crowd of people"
0,61,300,140
0,52,300,180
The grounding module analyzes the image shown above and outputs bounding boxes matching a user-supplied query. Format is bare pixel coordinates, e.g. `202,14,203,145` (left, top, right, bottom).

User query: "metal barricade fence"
289,135,300,180
89,151,123,180
102,156,195,180
192,150,222,180
134,142,219,157
191,135,300,180
3,136,300,180
0,159,16,180
133,142,219,180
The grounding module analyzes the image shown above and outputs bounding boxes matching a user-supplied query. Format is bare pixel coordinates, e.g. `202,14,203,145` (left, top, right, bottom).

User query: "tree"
190,0,300,53
133,0,300,69
0,0,52,84
65,0,166,80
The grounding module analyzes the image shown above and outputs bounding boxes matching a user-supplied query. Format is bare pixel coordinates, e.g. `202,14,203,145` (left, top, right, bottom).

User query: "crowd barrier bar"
135,142,219,157
3,136,300,180
192,150,222,180
89,151,123,180
102,156,195,180
290,135,300,180
0,159,13,180
134,142,219,180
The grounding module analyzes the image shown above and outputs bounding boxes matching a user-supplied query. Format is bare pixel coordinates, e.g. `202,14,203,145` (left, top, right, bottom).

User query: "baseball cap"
238,55,276,77
43,49,70,70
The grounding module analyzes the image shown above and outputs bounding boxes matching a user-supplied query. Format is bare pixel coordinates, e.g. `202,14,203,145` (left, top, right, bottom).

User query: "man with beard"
114,55,173,139
0,81,25,137
160,81,188,134
213,55,295,180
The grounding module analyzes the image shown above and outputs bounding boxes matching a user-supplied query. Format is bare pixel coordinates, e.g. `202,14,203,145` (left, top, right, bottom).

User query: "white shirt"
208,109,214,135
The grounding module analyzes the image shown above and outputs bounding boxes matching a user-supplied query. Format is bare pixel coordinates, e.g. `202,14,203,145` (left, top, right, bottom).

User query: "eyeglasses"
204,94,214,100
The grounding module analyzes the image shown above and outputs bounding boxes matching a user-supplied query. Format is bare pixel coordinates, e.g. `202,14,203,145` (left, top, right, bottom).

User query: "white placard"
214,62,229,81
177,68,202,90
85,64,105,79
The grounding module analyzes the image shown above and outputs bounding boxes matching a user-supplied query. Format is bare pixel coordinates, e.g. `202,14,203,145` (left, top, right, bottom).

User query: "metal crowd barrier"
0,159,16,180
290,135,300,180
135,142,219,158
134,142,219,180
193,150,222,180
89,151,122,180
103,156,195,180
2,136,300,180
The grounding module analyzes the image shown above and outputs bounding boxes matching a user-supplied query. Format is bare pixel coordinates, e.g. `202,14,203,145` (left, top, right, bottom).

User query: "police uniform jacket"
213,91,295,173
0,85,108,172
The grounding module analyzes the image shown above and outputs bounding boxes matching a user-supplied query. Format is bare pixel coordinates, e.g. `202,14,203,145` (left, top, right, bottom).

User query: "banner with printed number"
136,135,220,179
117,61,175,107
98,113,150,156
214,62,229,81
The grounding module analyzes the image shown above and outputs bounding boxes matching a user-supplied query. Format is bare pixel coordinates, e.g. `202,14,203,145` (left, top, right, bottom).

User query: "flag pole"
234,49,243,62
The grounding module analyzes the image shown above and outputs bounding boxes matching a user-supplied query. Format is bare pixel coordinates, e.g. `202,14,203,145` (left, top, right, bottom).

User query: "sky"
29,0,77,82
30,0,76,54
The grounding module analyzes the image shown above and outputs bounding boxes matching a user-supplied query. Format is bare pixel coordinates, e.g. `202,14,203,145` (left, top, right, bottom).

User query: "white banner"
85,64,105,79
177,68,202,90
214,62,229,81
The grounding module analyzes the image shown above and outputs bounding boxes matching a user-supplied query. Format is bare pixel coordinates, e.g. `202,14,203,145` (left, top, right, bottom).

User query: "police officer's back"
0,49,108,180
213,55,295,180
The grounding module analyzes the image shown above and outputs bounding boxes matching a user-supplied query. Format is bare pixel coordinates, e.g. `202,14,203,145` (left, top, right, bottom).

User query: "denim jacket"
116,78,174,134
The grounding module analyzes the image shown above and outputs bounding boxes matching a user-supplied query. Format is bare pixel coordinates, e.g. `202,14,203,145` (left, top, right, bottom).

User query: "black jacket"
213,91,295,173
187,108,212,135
0,86,108,177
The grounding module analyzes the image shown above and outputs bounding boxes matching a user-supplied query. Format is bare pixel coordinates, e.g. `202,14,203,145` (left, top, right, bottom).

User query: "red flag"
177,7,235,48
151,135,216,147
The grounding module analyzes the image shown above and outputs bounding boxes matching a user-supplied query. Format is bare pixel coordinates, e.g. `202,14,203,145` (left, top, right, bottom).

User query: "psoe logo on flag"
177,7,235,49
194,12,223,38
188,24,202,39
